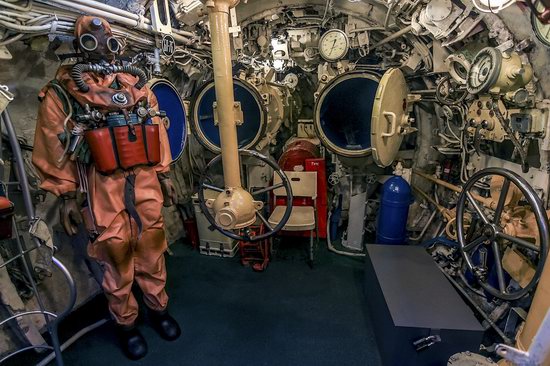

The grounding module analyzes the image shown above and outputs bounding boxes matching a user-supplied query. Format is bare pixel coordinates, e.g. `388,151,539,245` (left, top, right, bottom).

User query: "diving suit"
32,15,180,360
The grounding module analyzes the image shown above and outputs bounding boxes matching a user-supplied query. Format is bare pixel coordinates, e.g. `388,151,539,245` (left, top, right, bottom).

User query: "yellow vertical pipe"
206,0,241,188
517,254,550,366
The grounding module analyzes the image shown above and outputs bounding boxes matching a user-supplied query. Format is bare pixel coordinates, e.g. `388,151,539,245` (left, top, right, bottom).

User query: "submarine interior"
0,0,550,365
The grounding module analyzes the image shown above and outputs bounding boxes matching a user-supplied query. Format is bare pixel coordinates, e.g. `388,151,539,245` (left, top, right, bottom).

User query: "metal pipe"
3,111,63,365
0,19,53,31
62,0,149,24
2,110,77,366
36,0,192,44
39,0,144,29
413,170,495,209
348,26,386,33
414,170,462,194
0,310,58,327
0,244,38,268
206,0,241,188
384,1,395,30
412,185,446,212
52,257,77,320
36,318,109,366
371,25,412,50
0,0,32,12
437,264,513,344
2,110,38,222
409,209,437,242
0,345,54,364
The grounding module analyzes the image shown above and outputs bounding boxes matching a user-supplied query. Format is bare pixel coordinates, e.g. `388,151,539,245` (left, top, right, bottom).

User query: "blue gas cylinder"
376,176,412,245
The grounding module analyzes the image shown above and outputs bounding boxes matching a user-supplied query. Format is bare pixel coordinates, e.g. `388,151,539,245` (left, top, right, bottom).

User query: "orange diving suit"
32,16,180,360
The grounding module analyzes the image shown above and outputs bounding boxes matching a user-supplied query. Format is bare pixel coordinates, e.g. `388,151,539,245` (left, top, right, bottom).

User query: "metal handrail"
0,110,77,366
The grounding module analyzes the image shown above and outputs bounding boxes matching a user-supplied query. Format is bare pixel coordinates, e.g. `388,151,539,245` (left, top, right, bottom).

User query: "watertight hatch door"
148,78,188,163
371,68,409,168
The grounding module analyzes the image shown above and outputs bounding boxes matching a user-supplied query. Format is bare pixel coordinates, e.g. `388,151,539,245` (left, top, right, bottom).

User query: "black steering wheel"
198,149,293,242
456,168,549,300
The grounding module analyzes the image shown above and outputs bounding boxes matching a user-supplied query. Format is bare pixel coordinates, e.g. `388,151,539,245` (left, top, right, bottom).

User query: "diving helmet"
74,16,121,60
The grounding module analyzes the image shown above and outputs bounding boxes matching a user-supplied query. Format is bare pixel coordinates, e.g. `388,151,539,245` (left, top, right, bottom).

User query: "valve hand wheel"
198,149,293,242
457,168,549,300
436,75,468,106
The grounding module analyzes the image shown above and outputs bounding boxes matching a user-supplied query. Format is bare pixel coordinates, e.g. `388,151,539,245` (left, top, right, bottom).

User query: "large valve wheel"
456,168,549,300
198,149,293,242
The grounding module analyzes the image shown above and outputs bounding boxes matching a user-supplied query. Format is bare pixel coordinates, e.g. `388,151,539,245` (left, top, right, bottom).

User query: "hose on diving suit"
71,63,148,93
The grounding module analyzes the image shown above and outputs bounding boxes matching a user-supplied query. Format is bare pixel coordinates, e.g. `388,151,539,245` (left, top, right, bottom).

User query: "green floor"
16,239,382,366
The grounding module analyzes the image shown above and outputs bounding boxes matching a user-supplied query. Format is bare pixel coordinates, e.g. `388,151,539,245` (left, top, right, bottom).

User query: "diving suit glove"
158,173,176,207
59,192,83,236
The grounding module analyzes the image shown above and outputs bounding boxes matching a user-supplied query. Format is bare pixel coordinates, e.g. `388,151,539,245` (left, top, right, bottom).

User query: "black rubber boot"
116,324,148,360
148,308,181,341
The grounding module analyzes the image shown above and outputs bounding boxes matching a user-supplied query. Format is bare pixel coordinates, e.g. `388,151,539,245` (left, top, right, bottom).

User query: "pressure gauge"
532,4,550,47
318,29,349,62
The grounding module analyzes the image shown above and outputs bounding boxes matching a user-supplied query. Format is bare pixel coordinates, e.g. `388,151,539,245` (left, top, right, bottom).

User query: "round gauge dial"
318,29,349,62
532,3,550,47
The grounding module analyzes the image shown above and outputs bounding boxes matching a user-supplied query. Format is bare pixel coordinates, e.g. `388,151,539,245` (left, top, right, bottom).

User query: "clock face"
532,5,550,47
319,29,349,62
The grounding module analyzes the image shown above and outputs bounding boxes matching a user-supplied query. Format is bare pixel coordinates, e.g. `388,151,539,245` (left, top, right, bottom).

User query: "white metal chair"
268,171,319,265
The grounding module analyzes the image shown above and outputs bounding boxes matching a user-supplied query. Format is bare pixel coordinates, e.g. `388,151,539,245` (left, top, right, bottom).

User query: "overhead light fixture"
472,0,517,13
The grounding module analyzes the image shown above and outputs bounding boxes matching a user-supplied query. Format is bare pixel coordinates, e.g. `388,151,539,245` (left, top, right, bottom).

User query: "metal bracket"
0,85,14,115
504,307,528,338
407,93,423,104
0,45,12,60
213,101,244,126
150,0,173,35
228,7,243,51
228,7,241,37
